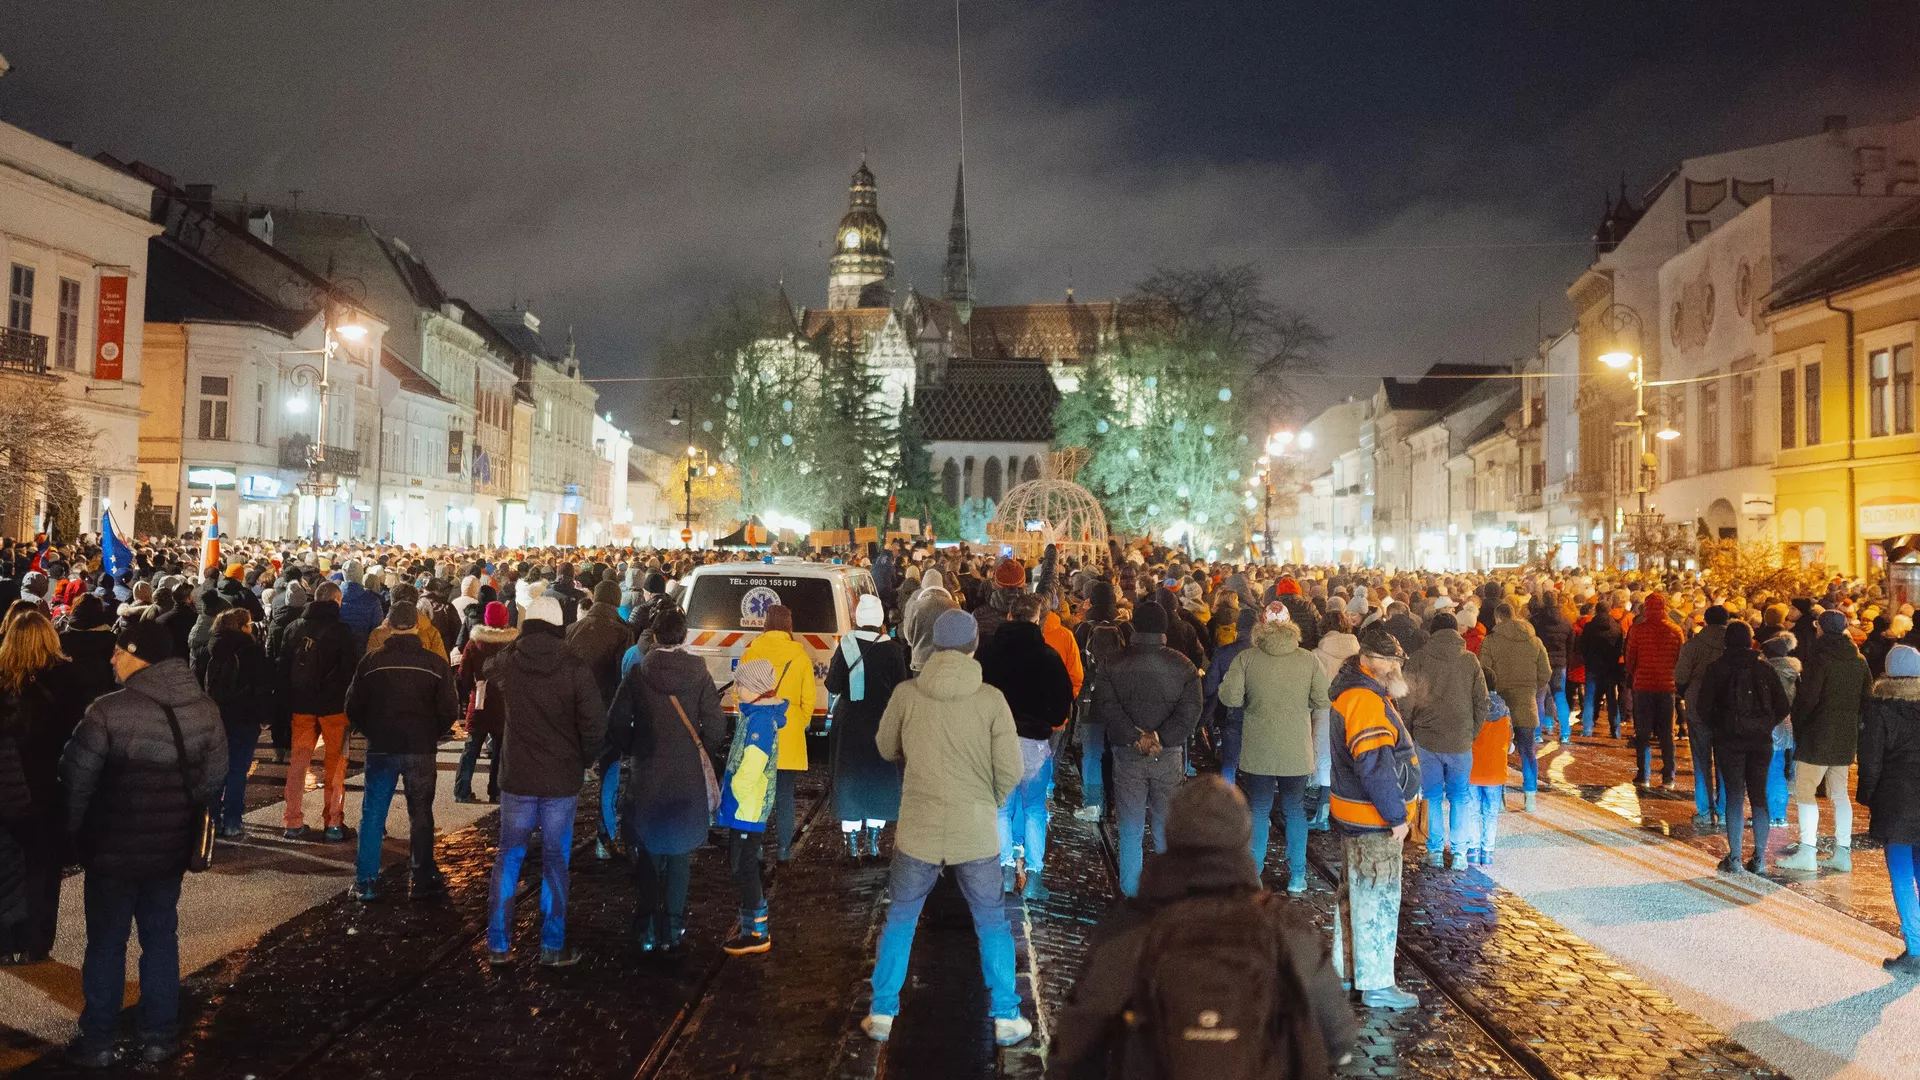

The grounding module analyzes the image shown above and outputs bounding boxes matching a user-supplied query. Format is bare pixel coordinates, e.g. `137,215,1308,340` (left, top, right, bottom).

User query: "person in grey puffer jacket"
1401,612,1490,868
60,621,224,1066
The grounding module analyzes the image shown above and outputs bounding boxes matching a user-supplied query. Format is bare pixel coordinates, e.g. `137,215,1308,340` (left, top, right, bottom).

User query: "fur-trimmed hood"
1253,618,1302,654
1873,676,1920,701
468,625,519,646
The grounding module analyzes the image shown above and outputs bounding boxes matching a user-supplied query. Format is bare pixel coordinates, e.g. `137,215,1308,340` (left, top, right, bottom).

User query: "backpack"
1125,893,1328,1080
204,646,244,706
1726,663,1777,740
290,628,329,691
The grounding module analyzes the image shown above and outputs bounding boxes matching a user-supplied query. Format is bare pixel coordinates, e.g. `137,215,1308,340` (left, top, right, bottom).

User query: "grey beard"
1384,675,1411,699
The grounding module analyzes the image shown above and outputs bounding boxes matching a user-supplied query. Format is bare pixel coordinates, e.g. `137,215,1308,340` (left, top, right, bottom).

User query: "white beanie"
527,594,565,626
855,593,885,628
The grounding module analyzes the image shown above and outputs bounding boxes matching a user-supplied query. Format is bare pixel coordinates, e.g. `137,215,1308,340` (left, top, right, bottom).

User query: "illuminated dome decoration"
989,473,1110,565
827,160,895,309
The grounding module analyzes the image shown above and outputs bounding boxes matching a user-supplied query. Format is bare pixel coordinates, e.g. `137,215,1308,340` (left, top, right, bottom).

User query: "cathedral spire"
943,162,974,318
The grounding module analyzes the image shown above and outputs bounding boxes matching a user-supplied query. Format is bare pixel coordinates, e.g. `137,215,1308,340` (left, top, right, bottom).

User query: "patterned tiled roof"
965,302,1111,363
918,360,1060,443
801,306,892,344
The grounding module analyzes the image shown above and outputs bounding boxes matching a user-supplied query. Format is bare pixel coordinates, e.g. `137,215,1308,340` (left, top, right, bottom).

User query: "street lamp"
667,394,698,548
1596,302,1660,515
1261,429,1294,565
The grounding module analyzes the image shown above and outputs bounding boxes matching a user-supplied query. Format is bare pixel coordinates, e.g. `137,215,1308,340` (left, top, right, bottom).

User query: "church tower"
827,160,895,309
942,163,974,320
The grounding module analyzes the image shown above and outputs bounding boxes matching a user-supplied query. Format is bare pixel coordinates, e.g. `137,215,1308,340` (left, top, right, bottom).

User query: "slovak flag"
27,533,50,573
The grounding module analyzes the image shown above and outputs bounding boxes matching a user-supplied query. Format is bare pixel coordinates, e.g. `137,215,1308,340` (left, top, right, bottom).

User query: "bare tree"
1127,264,1327,417
0,386,99,538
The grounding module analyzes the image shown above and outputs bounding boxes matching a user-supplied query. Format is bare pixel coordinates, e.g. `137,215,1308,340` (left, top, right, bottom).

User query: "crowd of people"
2,528,1918,1075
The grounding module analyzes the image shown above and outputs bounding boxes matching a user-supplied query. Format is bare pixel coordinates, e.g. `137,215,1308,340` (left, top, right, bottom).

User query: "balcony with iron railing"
279,434,362,477
0,327,50,375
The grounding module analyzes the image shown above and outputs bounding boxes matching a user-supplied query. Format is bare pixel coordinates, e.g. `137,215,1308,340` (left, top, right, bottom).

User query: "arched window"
941,459,961,507
984,457,1004,503
1021,456,1041,484
963,456,976,501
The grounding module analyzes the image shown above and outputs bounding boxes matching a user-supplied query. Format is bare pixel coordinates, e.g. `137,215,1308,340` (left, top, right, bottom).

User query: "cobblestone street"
3,723,1915,1078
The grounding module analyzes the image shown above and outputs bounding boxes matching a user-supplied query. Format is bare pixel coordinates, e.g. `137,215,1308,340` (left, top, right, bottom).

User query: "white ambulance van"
679,558,876,718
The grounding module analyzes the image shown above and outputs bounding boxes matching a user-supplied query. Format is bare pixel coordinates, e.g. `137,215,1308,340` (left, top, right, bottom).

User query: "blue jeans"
1217,709,1244,786
354,752,440,887
1767,748,1794,821
997,756,1052,872
600,758,622,840
1080,722,1108,810
79,873,183,1050
1419,749,1473,853
1537,668,1569,741
1888,844,1920,954
1113,746,1183,896
1239,773,1308,878
488,794,577,953
1468,784,1503,853
1688,715,1726,818
1514,725,1539,793
215,721,259,830
870,853,1020,1020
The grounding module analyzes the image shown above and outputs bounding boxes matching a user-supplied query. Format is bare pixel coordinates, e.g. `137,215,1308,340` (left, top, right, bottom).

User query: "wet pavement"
6,711,1908,1078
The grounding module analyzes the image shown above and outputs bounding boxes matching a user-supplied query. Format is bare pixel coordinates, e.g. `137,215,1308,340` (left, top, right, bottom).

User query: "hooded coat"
1478,619,1551,729
1382,611,1428,658
1401,627,1491,755
1218,621,1329,777
1859,675,1920,846
490,626,607,797
1530,600,1576,670
978,620,1077,742
1579,608,1625,680
1694,641,1791,747
607,647,727,854
565,600,636,706
1792,630,1871,767
825,632,909,823
876,648,1022,865
1623,594,1683,692
337,579,385,655
277,599,361,716
457,625,518,739
1672,622,1727,716
903,577,956,670
739,629,816,770
61,658,225,879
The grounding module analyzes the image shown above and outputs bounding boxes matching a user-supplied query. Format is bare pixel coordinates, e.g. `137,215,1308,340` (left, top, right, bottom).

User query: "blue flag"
101,510,134,580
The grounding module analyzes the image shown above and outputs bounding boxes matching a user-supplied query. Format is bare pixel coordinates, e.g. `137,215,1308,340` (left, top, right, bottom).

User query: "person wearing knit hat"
974,558,1028,643
1328,614,1423,1009
739,604,815,861
1695,620,1790,875
828,593,908,859
453,597,519,806
1862,645,1920,973
566,577,638,858
863,583,1027,1047
717,659,785,955
1781,601,1872,874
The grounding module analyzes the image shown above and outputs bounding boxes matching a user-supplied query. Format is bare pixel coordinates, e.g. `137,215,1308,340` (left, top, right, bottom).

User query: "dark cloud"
3,1,1917,434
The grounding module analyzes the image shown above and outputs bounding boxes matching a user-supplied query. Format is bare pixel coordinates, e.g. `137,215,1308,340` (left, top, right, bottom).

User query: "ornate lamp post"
1597,302,1680,564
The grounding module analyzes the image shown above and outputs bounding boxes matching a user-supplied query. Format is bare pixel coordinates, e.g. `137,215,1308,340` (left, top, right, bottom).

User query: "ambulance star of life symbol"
740,586,781,628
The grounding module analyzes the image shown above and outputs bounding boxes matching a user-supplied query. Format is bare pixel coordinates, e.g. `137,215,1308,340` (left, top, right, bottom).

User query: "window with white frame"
198,376,230,440
7,264,34,331
56,278,81,369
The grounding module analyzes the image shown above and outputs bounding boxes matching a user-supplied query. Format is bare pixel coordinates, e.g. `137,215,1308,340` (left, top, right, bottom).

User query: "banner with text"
94,276,128,380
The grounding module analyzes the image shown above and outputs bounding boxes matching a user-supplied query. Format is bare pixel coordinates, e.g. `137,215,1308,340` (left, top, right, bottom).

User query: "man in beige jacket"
863,608,1029,1047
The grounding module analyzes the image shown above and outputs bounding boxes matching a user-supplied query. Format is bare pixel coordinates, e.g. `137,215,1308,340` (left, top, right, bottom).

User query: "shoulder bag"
669,694,721,817
160,703,215,873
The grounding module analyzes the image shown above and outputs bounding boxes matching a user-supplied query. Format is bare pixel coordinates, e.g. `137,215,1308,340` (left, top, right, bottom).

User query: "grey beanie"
1818,610,1850,635
931,608,978,652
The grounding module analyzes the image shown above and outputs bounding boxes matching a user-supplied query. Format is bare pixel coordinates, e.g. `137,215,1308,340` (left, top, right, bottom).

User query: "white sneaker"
861,1013,894,1042
994,1016,1034,1046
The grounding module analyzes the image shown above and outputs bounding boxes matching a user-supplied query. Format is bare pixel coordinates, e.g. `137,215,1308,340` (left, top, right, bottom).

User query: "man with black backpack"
1049,777,1354,1080
1693,621,1791,875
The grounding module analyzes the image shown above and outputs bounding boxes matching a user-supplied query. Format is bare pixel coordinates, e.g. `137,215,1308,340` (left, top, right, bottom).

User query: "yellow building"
1767,198,1920,577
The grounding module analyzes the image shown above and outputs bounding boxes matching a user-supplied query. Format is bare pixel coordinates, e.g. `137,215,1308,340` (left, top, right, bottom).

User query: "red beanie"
484,601,509,628
1277,576,1301,596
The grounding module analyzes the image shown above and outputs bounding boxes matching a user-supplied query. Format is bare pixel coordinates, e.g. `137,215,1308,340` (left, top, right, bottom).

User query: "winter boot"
1002,863,1018,894
1778,844,1820,872
866,824,883,858
1523,792,1537,812
845,828,862,860
1820,845,1853,873
723,905,771,955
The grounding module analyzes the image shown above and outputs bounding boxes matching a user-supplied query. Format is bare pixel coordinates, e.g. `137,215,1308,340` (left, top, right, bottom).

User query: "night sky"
4,1,1917,441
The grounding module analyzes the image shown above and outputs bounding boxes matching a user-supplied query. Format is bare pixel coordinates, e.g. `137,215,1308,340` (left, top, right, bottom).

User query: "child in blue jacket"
719,659,785,954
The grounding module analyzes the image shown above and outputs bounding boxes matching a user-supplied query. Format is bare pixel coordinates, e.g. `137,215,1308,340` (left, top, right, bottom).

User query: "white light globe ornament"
747,435,760,447
1172,419,1187,434
1218,387,1232,402
1176,485,1190,499
1203,424,1216,437
780,433,794,446
1126,447,1141,461
1147,503,1160,516
701,420,713,432
1096,419,1110,434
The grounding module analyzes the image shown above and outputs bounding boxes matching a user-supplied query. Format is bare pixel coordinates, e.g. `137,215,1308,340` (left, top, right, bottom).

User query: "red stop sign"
681,528,694,544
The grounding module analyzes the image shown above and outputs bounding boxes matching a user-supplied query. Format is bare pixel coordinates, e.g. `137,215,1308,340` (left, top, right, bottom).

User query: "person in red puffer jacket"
1624,592,1684,789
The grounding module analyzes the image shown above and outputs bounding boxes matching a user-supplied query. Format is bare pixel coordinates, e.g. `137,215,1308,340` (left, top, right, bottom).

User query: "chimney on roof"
1824,114,1849,134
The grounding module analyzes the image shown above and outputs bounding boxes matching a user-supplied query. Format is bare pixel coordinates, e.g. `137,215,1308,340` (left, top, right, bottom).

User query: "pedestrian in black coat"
1860,643,1920,974
196,611,274,835
275,593,360,718
0,610,90,964
1693,622,1791,873
825,596,908,834
153,583,196,668
59,595,121,707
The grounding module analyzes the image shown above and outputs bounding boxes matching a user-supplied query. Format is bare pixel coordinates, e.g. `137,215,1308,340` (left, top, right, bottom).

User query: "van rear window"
685,576,839,634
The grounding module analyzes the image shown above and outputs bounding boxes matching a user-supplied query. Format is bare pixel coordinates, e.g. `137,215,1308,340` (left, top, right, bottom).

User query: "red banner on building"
94,276,128,381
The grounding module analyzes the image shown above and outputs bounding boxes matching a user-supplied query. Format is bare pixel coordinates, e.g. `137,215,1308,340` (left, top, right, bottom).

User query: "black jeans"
1,817,61,958
1631,690,1676,782
1587,673,1624,735
632,843,693,940
455,729,500,800
1718,740,1773,863
729,830,765,915
775,770,798,861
